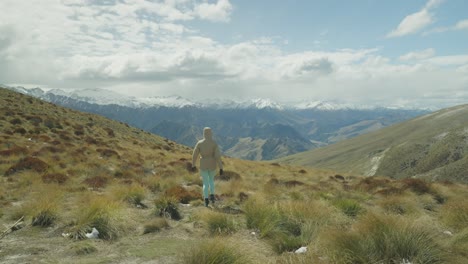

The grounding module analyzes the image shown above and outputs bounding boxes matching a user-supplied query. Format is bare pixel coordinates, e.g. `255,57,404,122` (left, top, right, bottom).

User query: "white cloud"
387,9,433,38
386,0,444,38
0,0,467,109
195,0,233,22
455,19,468,30
399,48,435,61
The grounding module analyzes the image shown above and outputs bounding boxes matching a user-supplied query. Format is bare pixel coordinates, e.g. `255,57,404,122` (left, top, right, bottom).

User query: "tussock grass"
143,218,170,234
321,213,445,264
244,197,282,238
181,238,253,264
69,194,123,240
332,198,364,217
440,199,468,231
154,196,182,220
110,183,147,207
71,241,98,255
195,209,238,235
14,185,63,227
378,195,419,215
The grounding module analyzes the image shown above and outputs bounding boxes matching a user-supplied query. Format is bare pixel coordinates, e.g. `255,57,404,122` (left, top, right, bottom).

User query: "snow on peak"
137,96,198,108
244,98,285,109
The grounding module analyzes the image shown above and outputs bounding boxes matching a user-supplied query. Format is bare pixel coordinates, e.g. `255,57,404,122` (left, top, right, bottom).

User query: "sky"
1,0,468,108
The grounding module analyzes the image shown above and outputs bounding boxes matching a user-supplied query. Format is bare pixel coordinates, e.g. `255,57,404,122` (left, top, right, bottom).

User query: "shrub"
154,196,181,220
143,218,170,234
181,238,252,264
402,178,433,195
322,214,445,264
83,176,109,189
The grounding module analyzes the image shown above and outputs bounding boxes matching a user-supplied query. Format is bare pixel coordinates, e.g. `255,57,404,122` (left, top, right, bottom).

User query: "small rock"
85,227,99,239
250,231,256,236
400,259,412,264
62,233,70,238
295,246,307,254
443,230,453,236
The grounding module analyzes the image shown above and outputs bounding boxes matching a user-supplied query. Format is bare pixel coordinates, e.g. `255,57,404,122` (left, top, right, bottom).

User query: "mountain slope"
278,104,468,183
2,85,427,161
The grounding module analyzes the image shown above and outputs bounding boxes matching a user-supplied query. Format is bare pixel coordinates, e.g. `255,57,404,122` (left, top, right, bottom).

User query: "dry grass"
0,88,467,263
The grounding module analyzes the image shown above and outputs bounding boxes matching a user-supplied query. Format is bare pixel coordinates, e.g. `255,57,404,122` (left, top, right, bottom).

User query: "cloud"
455,19,468,30
195,0,233,22
386,0,443,38
399,48,435,61
387,10,433,38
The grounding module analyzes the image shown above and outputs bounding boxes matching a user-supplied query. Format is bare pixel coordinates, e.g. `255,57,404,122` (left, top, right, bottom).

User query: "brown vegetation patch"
238,192,249,202
13,127,27,135
85,136,98,145
25,115,43,126
42,173,68,184
375,187,404,196
83,176,109,189
267,178,280,185
0,146,28,156
401,178,432,195
9,118,22,125
164,185,200,204
270,162,281,166
298,169,307,174
218,170,241,181
96,148,120,159
284,180,306,187
5,157,49,176
355,177,392,192
104,127,115,137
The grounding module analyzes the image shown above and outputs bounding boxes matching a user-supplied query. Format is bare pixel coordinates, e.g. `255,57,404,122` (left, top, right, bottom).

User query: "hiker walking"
192,127,223,207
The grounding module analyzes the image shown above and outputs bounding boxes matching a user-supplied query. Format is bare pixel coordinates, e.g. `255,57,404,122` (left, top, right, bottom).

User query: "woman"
192,127,223,207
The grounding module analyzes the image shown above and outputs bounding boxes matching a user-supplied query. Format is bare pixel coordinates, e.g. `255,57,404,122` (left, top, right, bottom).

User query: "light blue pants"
201,170,216,199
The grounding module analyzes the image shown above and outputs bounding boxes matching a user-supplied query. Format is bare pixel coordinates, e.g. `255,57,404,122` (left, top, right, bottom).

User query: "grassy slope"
278,104,468,183
1,88,468,263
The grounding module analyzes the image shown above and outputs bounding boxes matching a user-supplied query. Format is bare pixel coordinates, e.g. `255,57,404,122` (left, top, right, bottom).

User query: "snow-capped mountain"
2,85,369,110
1,84,429,161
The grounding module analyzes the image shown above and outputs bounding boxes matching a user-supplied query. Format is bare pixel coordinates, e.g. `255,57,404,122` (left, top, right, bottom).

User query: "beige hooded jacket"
192,127,223,171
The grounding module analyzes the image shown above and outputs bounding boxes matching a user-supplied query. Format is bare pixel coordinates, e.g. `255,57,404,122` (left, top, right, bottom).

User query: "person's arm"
214,144,223,173
192,143,200,169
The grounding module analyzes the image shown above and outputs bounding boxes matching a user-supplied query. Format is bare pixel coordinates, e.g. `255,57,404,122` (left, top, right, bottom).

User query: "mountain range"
279,104,468,183
2,85,428,160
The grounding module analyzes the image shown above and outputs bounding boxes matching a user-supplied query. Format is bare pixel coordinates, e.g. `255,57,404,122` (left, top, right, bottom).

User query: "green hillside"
278,104,468,183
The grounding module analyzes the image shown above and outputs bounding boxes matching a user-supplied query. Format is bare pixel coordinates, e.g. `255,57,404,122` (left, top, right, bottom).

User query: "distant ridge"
278,104,468,183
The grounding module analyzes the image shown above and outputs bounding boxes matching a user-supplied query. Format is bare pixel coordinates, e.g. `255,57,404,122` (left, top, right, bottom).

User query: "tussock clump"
69,195,123,240
440,199,468,231
402,178,433,195
71,242,98,255
19,186,63,227
355,176,391,192
218,170,242,181
154,196,181,220
96,148,120,159
181,238,253,264
164,185,200,204
321,214,444,264
42,173,68,184
332,198,364,217
0,146,28,156
110,184,147,207
5,157,49,176
143,218,170,234
196,210,238,235
83,176,109,189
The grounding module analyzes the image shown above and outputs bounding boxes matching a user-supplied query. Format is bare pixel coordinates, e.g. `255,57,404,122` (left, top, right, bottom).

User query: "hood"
203,127,213,140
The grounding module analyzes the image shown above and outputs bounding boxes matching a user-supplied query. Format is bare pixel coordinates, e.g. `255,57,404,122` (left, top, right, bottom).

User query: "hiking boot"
204,198,210,207
210,194,215,204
